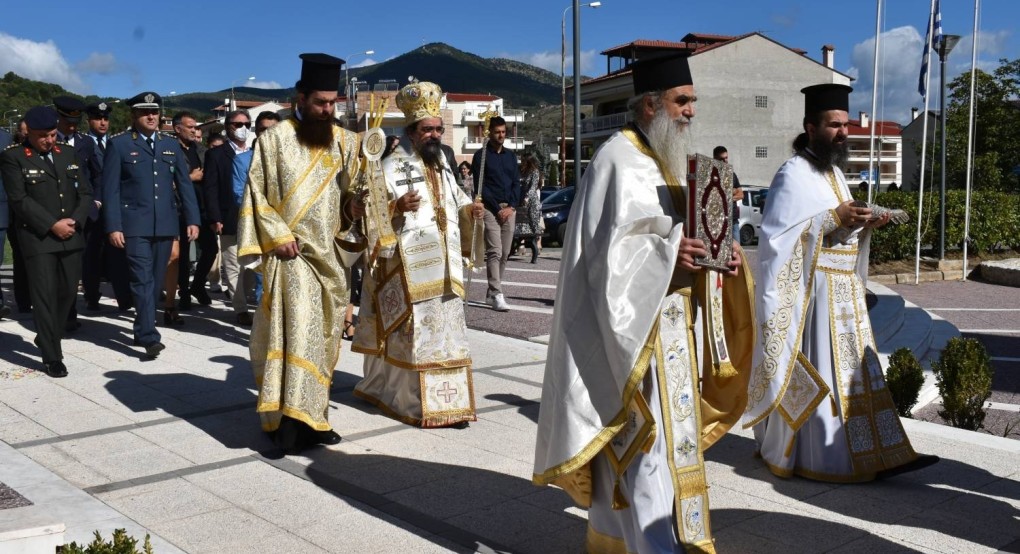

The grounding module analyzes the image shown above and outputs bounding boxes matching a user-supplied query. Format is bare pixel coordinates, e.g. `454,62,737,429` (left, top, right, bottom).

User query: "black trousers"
81,216,132,308
7,225,31,311
25,249,82,362
190,225,219,291
176,217,192,298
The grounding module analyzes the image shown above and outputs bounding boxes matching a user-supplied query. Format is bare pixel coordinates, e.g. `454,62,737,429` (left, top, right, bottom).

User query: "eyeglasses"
229,121,251,128
419,125,444,135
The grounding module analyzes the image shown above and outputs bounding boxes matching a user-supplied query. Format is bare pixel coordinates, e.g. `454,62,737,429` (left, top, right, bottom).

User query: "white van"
736,187,768,245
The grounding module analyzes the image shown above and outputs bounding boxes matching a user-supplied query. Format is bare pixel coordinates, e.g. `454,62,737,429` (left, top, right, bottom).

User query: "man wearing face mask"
204,110,255,325
353,80,485,429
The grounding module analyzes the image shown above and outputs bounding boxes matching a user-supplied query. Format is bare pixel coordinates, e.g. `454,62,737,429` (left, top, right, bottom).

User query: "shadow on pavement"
707,433,1020,551
103,358,269,451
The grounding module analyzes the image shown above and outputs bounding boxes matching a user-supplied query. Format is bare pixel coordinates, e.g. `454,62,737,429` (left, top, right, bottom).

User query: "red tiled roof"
682,33,737,43
848,120,902,136
601,39,695,55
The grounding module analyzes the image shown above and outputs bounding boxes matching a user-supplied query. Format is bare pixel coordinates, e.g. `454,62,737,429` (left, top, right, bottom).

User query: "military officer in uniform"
83,101,132,312
102,92,200,358
0,106,93,377
0,126,12,320
54,96,102,329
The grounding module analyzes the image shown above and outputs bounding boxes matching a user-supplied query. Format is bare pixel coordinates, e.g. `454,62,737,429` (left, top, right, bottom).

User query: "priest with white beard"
743,83,939,482
532,54,754,554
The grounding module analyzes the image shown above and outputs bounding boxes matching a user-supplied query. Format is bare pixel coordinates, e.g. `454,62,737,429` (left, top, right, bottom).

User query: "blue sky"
0,0,1014,123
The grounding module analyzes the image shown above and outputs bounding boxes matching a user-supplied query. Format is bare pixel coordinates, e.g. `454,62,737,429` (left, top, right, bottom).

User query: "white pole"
914,0,938,284
867,0,882,203
962,0,980,281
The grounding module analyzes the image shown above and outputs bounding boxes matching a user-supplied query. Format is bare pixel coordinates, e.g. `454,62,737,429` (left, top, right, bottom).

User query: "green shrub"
886,347,925,417
932,337,993,431
866,190,1020,261
59,529,154,554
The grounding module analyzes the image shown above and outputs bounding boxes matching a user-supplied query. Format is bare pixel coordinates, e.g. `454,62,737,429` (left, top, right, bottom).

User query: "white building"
845,112,903,191
578,33,852,186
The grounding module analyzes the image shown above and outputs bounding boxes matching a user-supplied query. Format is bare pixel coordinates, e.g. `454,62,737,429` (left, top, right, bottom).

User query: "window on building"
755,95,768,108
755,146,768,159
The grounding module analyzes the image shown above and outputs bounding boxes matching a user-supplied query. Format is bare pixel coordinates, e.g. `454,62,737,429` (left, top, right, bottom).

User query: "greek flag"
918,0,943,97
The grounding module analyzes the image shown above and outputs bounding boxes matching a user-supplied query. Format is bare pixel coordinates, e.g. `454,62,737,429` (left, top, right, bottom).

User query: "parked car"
542,186,575,246
540,185,564,202
737,186,769,245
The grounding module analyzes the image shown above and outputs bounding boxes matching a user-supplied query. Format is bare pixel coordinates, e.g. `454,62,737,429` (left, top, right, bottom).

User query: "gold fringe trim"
533,319,659,485
586,524,631,554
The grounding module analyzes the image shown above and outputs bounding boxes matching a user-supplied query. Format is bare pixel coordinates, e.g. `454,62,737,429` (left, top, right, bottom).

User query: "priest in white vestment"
352,81,484,428
744,83,938,482
532,54,755,554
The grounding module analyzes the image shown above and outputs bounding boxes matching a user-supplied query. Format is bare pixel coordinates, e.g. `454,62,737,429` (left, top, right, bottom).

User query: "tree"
940,58,1020,193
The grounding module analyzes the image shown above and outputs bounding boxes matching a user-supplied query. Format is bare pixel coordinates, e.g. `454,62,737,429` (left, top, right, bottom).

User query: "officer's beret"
53,95,86,119
25,106,59,130
126,91,162,110
86,102,113,118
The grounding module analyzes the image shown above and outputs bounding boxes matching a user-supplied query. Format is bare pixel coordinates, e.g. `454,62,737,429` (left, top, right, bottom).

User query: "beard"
416,138,444,169
806,134,849,172
295,114,335,148
644,108,692,181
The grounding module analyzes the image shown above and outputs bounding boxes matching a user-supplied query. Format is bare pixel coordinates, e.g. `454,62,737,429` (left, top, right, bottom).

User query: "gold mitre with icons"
396,80,443,124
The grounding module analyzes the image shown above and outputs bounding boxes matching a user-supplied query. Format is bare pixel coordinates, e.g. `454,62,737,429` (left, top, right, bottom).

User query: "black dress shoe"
85,300,101,311
190,287,212,306
163,309,185,326
0,305,11,319
42,361,68,378
308,429,343,445
875,454,940,480
133,339,166,358
449,421,470,429
236,312,253,327
64,320,82,333
177,295,193,311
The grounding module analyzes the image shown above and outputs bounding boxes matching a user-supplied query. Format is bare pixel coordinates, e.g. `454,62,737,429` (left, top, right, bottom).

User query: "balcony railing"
461,108,526,123
462,136,531,150
580,112,632,135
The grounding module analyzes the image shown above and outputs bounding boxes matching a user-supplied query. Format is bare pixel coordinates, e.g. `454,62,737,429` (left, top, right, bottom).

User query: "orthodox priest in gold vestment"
743,83,938,482
532,55,755,553
352,81,484,428
236,53,361,451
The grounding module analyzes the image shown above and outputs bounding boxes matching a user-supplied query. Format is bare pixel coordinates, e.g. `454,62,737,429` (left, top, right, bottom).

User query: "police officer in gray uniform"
0,106,93,377
102,92,200,358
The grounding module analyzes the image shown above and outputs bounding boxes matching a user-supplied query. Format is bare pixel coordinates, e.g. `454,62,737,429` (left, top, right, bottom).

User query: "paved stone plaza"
0,264,1018,552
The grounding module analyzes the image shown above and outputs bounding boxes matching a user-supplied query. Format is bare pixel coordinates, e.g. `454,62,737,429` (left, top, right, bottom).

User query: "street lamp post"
561,1,600,188
345,50,375,128
2,109,19,134
938,34,960,260
230,75,256,112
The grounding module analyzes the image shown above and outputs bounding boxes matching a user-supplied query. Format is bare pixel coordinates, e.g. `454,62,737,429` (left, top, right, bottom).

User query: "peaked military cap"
126,91,162,110
86,101,113,118
53,95,86,119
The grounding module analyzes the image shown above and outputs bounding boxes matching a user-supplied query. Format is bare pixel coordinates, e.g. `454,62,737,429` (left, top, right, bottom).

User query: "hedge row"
851,190,1020,262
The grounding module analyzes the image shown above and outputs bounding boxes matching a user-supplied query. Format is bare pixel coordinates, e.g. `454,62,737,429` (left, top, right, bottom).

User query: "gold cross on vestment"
836,307,855,327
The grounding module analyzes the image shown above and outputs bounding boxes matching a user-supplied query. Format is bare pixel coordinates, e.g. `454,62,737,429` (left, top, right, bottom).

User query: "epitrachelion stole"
686,154,734,273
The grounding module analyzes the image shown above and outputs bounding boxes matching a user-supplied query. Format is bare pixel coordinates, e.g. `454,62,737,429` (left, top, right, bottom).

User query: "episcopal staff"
0,106,93,377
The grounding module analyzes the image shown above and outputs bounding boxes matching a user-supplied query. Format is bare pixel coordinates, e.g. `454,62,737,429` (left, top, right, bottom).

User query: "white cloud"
76,52,117,75
0,32,87,92
352,58,376,68
846,26,1011,124
496,50,600,75
248,80,283,89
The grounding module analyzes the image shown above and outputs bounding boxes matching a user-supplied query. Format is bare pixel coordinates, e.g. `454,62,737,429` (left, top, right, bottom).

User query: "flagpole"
867,0,882,203
914,0,938,284
962,0,980,281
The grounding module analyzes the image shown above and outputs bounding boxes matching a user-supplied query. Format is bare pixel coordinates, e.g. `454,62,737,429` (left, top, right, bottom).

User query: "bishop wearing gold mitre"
352,80,485,428
236,53,362,452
